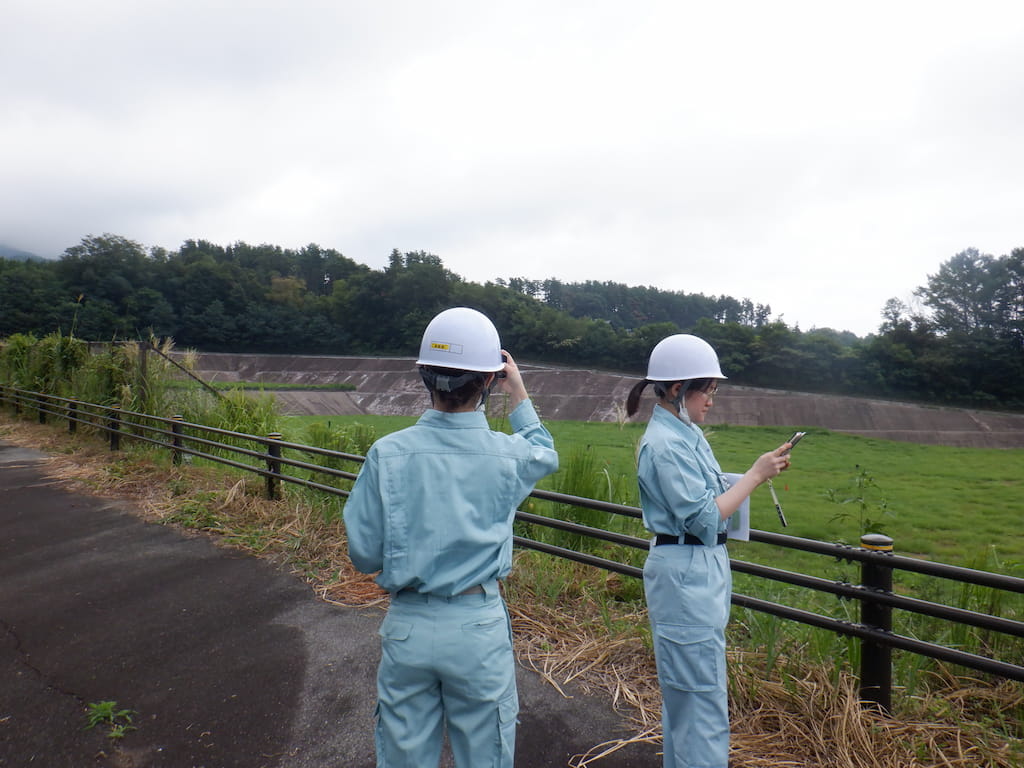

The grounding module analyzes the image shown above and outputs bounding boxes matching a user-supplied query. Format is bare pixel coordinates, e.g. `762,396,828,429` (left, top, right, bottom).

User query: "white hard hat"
416,307,504,372
646,334,726,381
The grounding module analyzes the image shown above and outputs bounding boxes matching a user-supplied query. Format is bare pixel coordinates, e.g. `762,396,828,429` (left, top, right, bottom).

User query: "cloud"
3,1,1023,336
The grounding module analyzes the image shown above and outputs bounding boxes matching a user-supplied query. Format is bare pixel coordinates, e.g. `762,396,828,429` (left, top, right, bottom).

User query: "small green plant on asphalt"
85,700,136,740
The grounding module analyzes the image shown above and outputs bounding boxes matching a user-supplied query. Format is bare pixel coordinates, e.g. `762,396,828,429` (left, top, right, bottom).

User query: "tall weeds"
522,445,644,563
0,333,282,433
0,331,88,395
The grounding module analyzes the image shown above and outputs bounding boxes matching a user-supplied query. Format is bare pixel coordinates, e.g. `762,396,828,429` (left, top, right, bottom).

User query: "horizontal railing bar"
7,385,1023,597
529,488,643,519
751,529,1024,593
515,510,650,550
731,593,1024,681
513,536,643,579
733,561,1024,636
516,516,1024,635
72,411,364,484
0,388,364,464
511,536,1024,682
5,385,1024,685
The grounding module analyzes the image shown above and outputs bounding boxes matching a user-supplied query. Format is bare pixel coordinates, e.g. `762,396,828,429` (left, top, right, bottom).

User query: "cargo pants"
644,541,732,768
374,581,517,767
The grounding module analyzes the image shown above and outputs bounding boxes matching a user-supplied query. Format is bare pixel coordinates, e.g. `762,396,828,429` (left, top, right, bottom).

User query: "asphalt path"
0,442,658,768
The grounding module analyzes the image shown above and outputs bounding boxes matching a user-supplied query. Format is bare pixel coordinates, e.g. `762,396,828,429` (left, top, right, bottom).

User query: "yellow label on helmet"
430,342,450,351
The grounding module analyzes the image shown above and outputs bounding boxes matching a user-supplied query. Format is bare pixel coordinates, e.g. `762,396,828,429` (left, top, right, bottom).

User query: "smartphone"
781,431,806,455
497,352,508,379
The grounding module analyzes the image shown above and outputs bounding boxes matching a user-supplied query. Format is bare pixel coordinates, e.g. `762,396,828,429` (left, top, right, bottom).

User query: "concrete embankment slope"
182,352,1024,449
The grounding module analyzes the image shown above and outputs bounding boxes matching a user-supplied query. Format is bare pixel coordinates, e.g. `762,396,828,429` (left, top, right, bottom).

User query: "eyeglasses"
699,386,719,401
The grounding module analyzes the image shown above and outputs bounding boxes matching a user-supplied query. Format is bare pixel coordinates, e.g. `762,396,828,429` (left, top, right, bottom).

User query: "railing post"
266,432,283,500
38,395,47,424
68,398,78,434
171,415,184,465
108,405,122,451
859,533,894,713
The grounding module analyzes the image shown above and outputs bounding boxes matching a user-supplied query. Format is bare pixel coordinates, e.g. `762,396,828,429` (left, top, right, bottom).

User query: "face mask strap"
674,381,693,423
654,380,692,423
479,374,499,411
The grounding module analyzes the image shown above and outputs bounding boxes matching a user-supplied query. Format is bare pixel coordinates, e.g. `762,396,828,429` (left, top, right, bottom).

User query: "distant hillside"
0,244,46,261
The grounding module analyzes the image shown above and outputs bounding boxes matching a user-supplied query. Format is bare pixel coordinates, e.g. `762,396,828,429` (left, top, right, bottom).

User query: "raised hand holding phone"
769,431,805,526
781,431,806,455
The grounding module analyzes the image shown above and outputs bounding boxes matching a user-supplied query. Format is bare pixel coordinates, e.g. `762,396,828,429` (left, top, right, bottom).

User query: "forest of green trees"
1,235,1022,409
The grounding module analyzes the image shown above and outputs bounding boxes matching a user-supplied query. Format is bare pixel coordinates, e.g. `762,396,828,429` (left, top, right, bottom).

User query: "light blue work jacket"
343,399,558,595
636,405,728,546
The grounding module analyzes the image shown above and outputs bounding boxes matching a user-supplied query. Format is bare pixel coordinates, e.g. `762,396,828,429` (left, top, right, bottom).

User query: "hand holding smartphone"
781,431,806,455
770,431,805,528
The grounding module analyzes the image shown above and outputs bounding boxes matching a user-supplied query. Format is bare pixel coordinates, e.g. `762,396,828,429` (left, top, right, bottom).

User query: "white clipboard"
723,472,750,541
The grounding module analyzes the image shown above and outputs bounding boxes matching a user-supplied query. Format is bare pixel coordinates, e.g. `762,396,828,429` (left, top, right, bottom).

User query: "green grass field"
285,413,1024,573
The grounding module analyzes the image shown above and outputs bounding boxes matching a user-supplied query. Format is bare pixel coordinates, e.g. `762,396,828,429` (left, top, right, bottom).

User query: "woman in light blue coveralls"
625,334,793,768
344,307,559,768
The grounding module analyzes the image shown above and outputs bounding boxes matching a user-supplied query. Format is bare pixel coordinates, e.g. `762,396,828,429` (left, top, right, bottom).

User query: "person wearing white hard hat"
344,306,559,768
625,334,793,768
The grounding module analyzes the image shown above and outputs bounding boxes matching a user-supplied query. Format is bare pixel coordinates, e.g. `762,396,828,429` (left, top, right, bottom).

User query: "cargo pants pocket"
654,624,719,692
495,689,519,768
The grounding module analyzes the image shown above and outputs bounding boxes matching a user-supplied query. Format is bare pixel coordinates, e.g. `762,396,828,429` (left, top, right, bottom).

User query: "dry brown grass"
2,416,1021,767
503,562,1024,767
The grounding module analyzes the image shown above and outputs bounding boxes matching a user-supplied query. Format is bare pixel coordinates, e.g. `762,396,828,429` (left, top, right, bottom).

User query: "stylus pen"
767,479,788,527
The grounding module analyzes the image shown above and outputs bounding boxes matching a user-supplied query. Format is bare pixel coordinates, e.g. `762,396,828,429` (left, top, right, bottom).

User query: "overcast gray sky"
3,1,1022,337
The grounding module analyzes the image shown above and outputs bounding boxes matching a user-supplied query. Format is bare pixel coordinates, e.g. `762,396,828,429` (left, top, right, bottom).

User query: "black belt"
655,532,728,546
396,584,485,597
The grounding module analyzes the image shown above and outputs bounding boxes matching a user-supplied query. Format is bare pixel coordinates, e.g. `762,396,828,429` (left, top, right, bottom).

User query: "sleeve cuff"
508,398,540,430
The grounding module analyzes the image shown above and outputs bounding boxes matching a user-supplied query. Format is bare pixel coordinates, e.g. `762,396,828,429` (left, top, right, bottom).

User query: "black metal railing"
2,385,1022,713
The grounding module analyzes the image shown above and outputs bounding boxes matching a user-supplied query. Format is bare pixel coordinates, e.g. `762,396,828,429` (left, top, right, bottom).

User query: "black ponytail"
628,378,708,417
626,379,650,417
